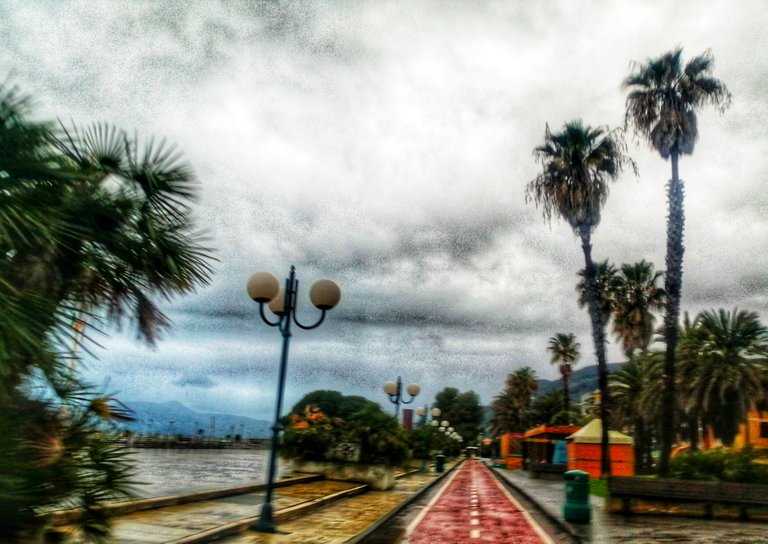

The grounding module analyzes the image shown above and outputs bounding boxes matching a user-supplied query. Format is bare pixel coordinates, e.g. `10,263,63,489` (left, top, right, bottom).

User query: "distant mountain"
536,362,625,401
120,400,272,438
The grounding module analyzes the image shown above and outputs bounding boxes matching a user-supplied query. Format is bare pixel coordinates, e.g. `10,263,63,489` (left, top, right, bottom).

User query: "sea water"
125,448,287,497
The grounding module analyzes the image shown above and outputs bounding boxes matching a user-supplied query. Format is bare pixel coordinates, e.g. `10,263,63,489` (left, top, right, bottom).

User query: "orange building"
566,418,635,478
523,425,581,475
733,409,768,450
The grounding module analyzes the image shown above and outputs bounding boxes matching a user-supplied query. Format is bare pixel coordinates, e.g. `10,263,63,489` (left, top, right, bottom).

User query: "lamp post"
383,377,420,418
246,266,341,533
415,406,441,473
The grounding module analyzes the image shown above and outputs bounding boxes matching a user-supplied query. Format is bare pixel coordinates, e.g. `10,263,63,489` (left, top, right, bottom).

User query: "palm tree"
683,309,768,447
623,48,731,475
491,367,538,434
491,390,521,435
577,260,618,327
0,81,214,541
527,120,634,477
610,353,662,470
547,333,581,417
612,260,666,358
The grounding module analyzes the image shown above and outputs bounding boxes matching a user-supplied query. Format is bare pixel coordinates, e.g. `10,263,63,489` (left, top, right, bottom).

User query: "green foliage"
530,389,564,426
281,392,410,467
348,405,410,466
280,417,346,462
669,448,768,484
491,389,527,435
589,478,608,498
0,385,137,541
288,390,380,420
0,80,213,541
434,387,484,442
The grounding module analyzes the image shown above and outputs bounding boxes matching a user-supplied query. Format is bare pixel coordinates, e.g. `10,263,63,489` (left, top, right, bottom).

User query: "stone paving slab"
107,480,361,543
216,471,445,544
55,465,458,543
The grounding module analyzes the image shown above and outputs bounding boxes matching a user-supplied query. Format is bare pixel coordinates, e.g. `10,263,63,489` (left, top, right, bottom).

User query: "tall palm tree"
612,260,666,358
527,120,634,477
577,260,618,328
623,48,731,475
684,309,768,446
547,333,581,417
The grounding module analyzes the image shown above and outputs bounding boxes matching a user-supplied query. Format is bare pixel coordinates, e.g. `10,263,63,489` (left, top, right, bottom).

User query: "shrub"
669,447,768,484
280,399,411,466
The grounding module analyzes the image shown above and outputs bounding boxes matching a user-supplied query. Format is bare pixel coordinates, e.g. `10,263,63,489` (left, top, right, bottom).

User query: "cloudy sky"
2,1,767,421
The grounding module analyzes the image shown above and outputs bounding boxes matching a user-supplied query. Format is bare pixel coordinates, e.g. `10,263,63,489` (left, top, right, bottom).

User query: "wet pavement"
58,464,455,543
493,466,768,543
215,468,453,544
406,460,552,543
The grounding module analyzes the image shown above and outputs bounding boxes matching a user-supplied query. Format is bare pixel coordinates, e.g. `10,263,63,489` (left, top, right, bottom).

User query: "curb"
488,466,582,544
48,473,322,526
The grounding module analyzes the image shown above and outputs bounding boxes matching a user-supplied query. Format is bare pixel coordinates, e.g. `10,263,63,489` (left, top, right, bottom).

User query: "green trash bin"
563,470,591,522
434,454,446,473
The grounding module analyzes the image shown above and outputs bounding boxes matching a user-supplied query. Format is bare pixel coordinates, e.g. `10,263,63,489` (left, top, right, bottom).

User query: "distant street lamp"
246,266,341,533
383,377,420,417
415,406,441,473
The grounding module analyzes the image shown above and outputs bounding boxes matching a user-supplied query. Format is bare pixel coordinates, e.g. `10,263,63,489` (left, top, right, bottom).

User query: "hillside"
536,362,624,400
120,400,272,438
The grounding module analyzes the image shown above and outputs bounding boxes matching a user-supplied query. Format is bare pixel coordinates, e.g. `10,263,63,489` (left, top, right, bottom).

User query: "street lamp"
246,266,341,533
415,406,441,472
383,377,420,417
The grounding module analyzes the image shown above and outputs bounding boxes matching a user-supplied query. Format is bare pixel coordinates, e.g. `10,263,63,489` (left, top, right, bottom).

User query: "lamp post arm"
293,309,327,330
258,303,282,327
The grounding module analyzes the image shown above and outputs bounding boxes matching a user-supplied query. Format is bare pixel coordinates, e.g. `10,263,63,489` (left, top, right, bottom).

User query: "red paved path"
406,459,553,543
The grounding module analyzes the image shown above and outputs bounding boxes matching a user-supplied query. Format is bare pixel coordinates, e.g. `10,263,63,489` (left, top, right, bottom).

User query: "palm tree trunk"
634,417,645,470
688,412,699,451
563,371,570,421
579,228,612,477
659,151,684,476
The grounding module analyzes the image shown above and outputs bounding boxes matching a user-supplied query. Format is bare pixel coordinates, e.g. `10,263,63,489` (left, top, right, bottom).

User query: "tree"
547,333,581,417
289,390,380,420
433,387,484,443
530,389,565,426
682,309,767,446
610,353,662,470
491,367,538,434
623,48,731,475
612,260,666,358
577,260,618,328
526,120,634,477
0,81,213,541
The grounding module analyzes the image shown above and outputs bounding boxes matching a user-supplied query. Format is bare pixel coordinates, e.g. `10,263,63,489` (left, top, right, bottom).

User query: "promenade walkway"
57,466,455,543
404,459,553,543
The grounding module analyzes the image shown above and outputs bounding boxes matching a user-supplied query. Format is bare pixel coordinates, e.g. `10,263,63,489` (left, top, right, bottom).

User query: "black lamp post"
246,265,341,533
415,405,441,473
383,376,420,418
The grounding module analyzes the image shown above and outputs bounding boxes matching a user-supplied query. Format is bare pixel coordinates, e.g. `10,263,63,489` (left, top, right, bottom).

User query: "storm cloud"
2,0,767,419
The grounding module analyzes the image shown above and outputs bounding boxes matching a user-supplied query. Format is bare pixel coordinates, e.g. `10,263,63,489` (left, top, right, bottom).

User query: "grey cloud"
174,375,218,389
6,1,767,419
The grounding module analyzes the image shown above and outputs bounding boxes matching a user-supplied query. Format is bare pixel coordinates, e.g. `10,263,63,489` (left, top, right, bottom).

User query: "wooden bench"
609,477,768,519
